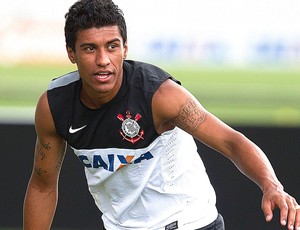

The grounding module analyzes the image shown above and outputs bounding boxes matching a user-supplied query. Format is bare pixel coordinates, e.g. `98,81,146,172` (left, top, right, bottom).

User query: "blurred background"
0,0,299,229
1,0,300,125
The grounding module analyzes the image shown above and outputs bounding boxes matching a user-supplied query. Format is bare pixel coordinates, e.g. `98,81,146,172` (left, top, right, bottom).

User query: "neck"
80,81,122,109
80,89,113,109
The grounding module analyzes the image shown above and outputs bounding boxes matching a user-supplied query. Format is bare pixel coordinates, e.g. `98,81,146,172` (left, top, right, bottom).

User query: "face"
67,26,128,107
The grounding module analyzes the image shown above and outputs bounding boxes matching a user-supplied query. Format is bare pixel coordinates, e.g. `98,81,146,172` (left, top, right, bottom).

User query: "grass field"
1,63,300,126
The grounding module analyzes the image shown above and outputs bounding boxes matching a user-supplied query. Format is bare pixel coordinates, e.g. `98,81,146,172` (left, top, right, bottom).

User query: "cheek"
76,57,93,70
110,56,123,68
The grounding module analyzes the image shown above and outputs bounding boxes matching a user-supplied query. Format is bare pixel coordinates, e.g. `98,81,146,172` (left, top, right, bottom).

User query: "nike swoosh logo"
69,125,87,134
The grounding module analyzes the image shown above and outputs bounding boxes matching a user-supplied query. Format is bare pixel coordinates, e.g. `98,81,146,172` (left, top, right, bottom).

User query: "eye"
108,43,118,50
84,46,95,52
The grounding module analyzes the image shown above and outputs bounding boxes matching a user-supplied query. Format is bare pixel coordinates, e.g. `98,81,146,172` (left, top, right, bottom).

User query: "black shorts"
195,214,225,230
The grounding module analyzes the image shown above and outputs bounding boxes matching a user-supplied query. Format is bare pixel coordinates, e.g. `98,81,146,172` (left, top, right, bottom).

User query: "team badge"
117,111,144,144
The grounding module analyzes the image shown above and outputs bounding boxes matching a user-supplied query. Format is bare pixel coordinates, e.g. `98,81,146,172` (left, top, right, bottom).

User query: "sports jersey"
47,60,218,230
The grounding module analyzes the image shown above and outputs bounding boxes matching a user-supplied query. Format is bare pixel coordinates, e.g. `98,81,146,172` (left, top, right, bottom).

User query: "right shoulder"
35,91,58,137
46,71,81,139
48,71,80,90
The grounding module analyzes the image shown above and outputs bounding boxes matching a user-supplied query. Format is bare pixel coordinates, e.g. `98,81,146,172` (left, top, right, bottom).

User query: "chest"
65,95,158,150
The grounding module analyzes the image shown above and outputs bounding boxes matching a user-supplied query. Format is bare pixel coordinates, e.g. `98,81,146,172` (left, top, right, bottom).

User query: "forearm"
23,183,57,230
229,133,283,193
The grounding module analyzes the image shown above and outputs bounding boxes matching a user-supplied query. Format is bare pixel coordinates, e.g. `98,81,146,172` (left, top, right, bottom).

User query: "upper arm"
152,79,243,158
29,91,67,191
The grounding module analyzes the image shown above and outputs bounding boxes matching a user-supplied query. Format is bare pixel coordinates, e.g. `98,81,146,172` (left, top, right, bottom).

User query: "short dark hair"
64,0,127,51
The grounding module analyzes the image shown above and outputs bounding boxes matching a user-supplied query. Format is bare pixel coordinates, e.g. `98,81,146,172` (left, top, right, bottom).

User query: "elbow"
222,130,249,159
27,173,58,194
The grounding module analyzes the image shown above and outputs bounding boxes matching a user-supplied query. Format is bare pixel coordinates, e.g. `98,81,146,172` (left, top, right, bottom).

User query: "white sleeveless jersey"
47,60,218,229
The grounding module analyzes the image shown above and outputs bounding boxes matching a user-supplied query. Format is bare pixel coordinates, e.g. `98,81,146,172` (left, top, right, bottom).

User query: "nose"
96,50,110,67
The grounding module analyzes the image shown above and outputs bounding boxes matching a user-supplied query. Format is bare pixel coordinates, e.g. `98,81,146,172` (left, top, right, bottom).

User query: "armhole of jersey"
46,90,66,140
48,71,80,90
47,71,80,140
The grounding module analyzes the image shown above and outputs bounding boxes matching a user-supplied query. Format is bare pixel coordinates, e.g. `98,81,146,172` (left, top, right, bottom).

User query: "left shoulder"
152,79,200,133
123,60,180,91
153,79,194,113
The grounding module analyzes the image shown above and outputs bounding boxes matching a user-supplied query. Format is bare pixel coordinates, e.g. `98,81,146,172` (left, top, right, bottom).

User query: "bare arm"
152,79,300,230
23,92,67,230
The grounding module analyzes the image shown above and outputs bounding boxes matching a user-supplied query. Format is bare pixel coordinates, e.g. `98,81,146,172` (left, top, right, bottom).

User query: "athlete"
23,0,300,229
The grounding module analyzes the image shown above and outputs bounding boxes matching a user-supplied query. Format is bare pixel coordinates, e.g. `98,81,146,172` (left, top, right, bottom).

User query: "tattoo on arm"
34,138,65,176
175,99,206,131
55,146,65,174
35,146,47,161
40,139,51,150
35,138,51,161
34,167,48,177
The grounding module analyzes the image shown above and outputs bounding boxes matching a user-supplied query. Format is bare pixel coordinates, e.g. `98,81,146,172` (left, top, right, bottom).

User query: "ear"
66,46,76,64
123,42,128,59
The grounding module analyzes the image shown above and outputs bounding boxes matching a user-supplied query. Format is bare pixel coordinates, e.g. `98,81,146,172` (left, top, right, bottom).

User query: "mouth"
94,71,113,80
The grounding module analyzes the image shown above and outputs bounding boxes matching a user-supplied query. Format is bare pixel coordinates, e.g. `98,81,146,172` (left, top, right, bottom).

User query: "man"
23,0,300,229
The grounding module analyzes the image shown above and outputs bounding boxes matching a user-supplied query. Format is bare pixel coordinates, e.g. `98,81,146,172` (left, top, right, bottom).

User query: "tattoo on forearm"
175,99,206,131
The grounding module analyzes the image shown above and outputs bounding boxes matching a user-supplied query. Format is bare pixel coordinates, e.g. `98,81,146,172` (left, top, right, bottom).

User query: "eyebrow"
107,38,122,44
79,38,122,48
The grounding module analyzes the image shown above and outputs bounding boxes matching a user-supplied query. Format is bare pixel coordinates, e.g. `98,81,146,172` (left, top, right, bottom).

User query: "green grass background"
1,63,300,126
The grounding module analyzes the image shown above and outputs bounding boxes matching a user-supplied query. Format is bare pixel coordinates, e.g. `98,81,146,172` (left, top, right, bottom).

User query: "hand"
262,187,300,230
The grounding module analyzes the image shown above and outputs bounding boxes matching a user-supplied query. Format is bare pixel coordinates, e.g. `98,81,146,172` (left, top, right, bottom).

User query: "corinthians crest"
117,111,144,144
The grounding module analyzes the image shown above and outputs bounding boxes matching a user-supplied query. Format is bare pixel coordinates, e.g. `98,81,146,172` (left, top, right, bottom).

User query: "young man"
23,0,300,229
